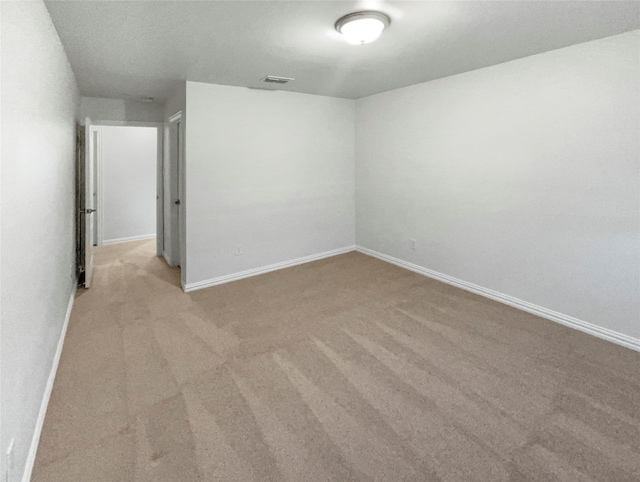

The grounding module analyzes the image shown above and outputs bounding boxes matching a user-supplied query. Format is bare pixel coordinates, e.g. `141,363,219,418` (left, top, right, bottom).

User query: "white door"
84,119,96,287
165,112,182,267
156,127,164,256
175,118,182,267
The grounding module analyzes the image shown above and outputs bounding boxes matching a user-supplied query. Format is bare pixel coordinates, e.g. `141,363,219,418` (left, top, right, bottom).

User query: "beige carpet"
33,239,640,481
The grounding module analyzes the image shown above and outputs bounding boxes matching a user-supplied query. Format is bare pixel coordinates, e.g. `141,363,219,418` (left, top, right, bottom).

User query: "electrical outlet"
410,238,416,250
235,244,242,256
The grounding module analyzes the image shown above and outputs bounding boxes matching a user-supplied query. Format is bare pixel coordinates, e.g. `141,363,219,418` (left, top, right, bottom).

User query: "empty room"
1,1,639,481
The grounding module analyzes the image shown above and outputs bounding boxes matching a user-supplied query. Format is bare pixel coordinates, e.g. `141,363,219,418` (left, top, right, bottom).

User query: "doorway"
78,120,166,287
78,117,185,289
91,125,159,246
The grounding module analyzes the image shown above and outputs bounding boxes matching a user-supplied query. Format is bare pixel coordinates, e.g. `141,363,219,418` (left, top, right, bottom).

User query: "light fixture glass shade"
335,11,390,45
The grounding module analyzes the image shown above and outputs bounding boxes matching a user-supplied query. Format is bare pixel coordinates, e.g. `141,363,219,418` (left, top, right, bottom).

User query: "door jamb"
88,126,102,245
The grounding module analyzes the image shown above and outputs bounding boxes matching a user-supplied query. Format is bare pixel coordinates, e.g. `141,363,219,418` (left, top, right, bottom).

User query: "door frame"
88,126,101,245
84,117,95,287
88,120,165,256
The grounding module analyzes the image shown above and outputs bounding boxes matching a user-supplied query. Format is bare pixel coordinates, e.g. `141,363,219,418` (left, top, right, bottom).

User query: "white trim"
22,282,77,482
356,246,640,352
93,127,103,246
102,234,156,245
89,120,165,128
184,246,356,292
168,111,182,123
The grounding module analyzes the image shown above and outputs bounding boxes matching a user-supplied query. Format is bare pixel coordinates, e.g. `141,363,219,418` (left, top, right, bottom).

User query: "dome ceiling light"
261,75,295,84
335,11,391,45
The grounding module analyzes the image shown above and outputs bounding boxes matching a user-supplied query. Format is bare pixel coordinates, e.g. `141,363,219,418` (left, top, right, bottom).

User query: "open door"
83,118,96,287
75,123,85,282
156,125,164,257
165,112,182,267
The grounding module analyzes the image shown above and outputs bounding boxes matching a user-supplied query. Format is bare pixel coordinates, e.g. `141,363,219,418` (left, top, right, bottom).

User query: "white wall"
184,82,355,287
79,96,164,123
99,126,158,243
0,2,79,481
356,30,640,341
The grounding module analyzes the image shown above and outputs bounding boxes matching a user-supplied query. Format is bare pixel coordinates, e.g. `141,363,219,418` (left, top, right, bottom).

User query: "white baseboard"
356,246,640,352
102,233,156,245
22,281,77,482
184,246,356,292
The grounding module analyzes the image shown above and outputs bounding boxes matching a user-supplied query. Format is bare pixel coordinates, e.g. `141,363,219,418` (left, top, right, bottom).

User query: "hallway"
33,239,184,480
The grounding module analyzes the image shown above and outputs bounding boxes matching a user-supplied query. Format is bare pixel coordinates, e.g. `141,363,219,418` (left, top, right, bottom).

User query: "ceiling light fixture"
261,75,295,84
335,11,391,45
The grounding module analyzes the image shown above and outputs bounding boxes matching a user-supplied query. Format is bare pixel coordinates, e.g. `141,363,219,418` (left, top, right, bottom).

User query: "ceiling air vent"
261,75,294,84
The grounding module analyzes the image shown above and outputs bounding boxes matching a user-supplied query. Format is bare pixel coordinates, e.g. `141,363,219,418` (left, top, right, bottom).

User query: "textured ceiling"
45,0,640,102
